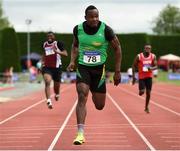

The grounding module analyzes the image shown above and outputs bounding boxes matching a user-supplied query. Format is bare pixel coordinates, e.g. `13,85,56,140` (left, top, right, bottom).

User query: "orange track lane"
0,83,179,150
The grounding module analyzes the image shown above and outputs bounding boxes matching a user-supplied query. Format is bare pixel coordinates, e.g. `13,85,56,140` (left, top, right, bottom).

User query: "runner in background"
41,32,68,109
132,44,157,113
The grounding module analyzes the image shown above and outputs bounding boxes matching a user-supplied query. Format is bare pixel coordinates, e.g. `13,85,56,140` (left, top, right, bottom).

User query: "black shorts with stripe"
139,78,152,91
76,64,106,93
42,66,62,82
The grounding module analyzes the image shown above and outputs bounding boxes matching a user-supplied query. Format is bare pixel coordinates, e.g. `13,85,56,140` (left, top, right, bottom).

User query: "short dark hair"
85,5,98,16
47,31,54,35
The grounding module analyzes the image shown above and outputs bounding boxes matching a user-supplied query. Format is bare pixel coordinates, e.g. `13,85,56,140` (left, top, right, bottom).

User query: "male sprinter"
132,44,157,113
42,32,68,109
67,5,122,145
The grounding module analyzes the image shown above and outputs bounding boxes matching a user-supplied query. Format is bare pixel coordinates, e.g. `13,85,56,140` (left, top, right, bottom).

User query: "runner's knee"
95,104,104,110
92,93,106,110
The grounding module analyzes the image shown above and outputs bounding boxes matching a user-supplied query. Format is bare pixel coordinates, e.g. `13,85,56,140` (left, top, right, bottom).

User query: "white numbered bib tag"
83,51,101,64
45,47,55,56
143,64,150,72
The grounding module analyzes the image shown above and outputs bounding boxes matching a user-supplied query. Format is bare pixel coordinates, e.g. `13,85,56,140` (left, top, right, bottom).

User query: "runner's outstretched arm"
67,36,79,71
132,55,139,85
110,35,122,86
148,55,157,71
54,49,68,57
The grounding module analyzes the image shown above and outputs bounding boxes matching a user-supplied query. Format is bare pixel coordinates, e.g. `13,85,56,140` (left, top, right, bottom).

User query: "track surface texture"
0,83,179,150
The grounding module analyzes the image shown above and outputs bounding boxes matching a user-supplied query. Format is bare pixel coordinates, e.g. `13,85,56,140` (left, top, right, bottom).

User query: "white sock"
78,124,84,134
55,94,59,97
47,99,51,103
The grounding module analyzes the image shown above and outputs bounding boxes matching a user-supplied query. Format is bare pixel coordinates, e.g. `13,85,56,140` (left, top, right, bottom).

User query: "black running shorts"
139,78,152,91
76,64,106,93
42,66,62,82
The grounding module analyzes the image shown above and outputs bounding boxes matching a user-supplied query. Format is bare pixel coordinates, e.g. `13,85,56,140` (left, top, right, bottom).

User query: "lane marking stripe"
48,99,77,151
152,91,180,101
119,87,180,116
107,92,156,151
0,85,72,125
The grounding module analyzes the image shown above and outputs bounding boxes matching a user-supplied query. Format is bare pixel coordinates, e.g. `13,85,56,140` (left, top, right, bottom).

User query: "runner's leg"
92,92,106,110
43,73,53,109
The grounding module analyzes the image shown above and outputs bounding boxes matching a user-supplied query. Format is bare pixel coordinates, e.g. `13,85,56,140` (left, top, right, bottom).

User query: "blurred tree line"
0,0,10,30
152,4,180,35
0,2,180,72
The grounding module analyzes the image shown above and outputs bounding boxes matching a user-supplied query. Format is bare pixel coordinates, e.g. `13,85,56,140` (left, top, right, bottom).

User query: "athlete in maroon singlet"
132,44,157,113
42,32,68,109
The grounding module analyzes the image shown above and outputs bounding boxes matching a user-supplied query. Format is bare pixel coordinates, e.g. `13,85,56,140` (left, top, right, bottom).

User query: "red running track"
0,86,14,92
0,83,179,150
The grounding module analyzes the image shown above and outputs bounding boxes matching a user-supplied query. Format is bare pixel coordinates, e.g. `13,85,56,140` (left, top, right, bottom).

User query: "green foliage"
0,28,21,72
0,29,2,70
0,0,10,30
149,35,180,58
17,32,148,72
152,4,180,35
18,32,46,55
16,32,180,72
106,33,148,71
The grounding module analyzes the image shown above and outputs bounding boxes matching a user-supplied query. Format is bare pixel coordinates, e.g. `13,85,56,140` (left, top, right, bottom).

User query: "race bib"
143,64,150,72
45,47,55,56
83,51,101,64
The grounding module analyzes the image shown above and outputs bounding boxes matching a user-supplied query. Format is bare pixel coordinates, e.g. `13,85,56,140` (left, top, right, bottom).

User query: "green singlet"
78,22,108,66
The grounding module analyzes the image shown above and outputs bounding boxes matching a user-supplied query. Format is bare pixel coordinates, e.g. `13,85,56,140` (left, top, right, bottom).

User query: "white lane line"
0,100,45,125
107,92,156,151
66,123,179,127
48,99,77,151
119,87,180,116
152,91,180,101
1,124,179,132
154,87,180,94
0,85,72,125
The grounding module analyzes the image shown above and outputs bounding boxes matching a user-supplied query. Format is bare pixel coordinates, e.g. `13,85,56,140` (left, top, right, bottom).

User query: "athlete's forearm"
70,46,79,64
132,65,136,78
114,46,122,73
53,48,68,57
41,54,45,66
61,50,68,56
57,50,68,57
111,36,122,72
150,58,158,70
132,56,138,79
